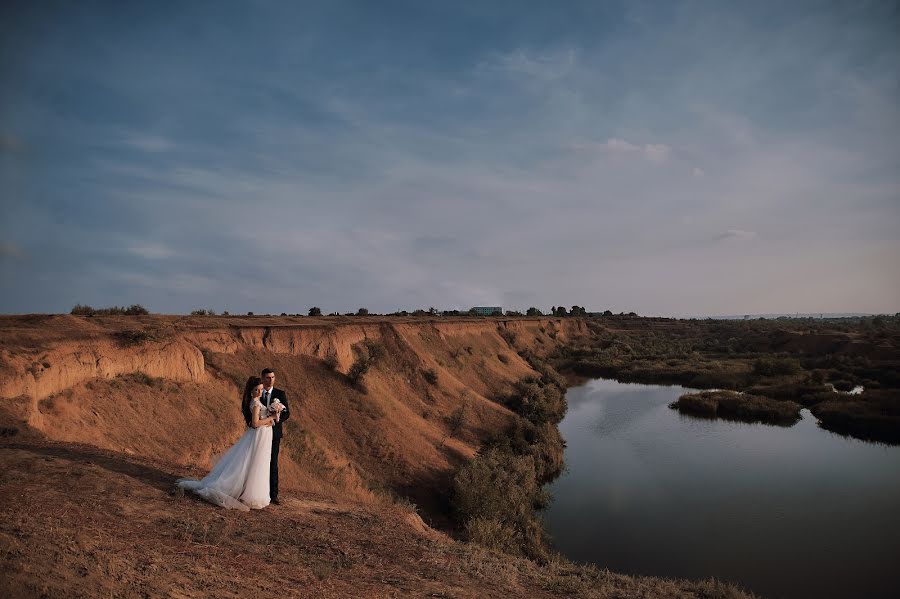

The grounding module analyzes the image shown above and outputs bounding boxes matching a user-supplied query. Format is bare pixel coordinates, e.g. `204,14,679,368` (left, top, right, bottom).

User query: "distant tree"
526,307,543,316
308,306,322,316
570,305,587,316
247,311,254,316
412,309,427,316
553,306,568,317
357,308,369,316
602,310,613,317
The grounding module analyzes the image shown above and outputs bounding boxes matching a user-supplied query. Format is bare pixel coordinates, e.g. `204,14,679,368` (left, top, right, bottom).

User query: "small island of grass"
670,390,802,425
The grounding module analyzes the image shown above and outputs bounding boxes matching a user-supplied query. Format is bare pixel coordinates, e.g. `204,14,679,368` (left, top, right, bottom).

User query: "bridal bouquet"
268,398,285,422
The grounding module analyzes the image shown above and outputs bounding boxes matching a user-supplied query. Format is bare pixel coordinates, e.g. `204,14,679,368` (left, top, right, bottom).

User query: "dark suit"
261,387,289,501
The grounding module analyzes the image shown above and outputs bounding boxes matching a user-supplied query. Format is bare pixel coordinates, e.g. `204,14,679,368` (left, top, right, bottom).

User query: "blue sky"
1,0,898,316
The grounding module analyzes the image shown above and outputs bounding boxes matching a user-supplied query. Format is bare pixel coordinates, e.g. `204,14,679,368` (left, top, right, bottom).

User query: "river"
544,378,900,599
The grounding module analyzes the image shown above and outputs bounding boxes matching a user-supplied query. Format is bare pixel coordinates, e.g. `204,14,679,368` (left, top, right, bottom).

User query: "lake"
544,378,900,599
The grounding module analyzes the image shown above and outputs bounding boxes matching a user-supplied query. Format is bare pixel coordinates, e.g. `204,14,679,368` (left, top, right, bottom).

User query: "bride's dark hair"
241,376,263,426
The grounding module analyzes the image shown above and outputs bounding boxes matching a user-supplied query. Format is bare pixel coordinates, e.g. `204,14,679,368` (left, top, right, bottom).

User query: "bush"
191,309,216,316
452,448,549,561
498,328,517,346
308,306,322,316
422,368,438,385
70,304,94,316
506,378,566,425
356,308,369,316
361,339,386,363
347,355,370,389
323,353,339,371
71,304,149,316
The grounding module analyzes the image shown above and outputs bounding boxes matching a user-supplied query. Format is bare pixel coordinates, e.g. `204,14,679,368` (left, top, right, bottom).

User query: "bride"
177,376,276,510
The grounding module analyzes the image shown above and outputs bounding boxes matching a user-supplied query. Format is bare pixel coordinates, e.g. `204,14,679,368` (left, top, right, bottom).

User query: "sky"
1,0,899,317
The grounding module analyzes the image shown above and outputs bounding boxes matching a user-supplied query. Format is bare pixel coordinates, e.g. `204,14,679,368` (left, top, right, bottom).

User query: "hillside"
0,314,754,598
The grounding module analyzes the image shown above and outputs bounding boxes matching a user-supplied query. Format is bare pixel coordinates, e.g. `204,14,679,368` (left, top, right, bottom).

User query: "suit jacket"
261,387,289,440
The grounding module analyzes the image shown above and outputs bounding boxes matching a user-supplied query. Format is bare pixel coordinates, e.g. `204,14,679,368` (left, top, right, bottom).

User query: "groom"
261,367,289,504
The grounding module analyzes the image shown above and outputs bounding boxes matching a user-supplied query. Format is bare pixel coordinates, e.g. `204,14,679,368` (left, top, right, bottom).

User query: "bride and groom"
177,368,290,510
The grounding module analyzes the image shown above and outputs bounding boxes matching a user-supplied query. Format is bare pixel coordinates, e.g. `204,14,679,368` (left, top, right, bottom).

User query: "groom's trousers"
270,437,281,500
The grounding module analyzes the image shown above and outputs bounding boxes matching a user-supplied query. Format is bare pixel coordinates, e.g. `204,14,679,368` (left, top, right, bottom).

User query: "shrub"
308,307,322,316
452,448,549,561
506,378,566,425
71,304,149,316
422,368,438,385
362,339,385,362
323,353,339,371
191,309,216,316
356,308,369,316
498,327,517,346
347,355,370,389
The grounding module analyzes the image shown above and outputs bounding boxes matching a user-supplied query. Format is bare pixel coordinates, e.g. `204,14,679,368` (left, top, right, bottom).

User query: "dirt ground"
0,438,752,599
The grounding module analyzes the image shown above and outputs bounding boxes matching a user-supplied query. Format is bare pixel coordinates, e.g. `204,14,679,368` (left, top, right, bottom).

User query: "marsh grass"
672,391,802,425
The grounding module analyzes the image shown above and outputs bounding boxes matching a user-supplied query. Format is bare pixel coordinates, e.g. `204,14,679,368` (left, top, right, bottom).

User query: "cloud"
127,243,176,260
478,48,577,81
643,143,671,163
0,242,25,259
0,133,26,153
715,229,757,241
570,138,672,163
0,1,898,315
122,134,173,153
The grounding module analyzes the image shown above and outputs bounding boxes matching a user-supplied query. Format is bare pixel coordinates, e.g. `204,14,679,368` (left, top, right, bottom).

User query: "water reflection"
545,379,900,599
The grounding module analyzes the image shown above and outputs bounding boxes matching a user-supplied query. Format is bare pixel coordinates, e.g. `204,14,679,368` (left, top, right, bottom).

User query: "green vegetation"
71,304,149,316
347,355,370,391
451,350,566,561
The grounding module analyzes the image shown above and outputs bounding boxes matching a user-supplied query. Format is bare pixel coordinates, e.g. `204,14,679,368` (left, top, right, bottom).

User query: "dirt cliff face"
0,315,586,510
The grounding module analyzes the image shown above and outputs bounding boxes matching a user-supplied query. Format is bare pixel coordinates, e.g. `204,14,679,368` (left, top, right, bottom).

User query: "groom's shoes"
271,497,281,505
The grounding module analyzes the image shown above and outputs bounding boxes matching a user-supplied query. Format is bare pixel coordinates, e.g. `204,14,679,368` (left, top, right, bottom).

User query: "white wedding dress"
176,399,272,511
